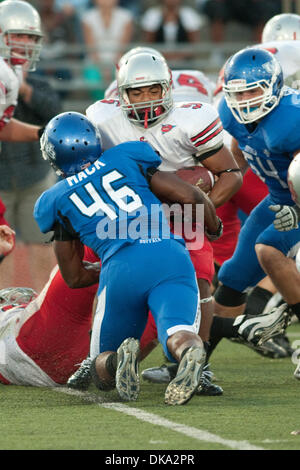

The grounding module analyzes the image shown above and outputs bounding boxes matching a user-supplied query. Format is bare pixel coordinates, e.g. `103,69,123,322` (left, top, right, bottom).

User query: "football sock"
244,286,273,316
288,302,300,321
206,316,235,360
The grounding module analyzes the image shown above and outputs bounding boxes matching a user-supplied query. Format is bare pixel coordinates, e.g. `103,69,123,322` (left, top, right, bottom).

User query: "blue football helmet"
40,112,102,177
223,47,283,124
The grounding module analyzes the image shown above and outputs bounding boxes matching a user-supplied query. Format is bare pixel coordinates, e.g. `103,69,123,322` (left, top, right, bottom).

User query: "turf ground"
1,323,300,451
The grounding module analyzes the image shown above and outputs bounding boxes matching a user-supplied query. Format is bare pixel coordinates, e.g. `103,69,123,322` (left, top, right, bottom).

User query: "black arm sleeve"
53,221,78,241
195,144,224,162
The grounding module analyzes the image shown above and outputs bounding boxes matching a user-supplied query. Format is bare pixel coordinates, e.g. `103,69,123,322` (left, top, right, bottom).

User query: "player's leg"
255,222,300,321
89,245,151,401
147,241,206,405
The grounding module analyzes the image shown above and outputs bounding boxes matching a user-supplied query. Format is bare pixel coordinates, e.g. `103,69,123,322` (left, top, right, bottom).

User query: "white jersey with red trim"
0,59,22,129
104,69,215,104
86,99,223,171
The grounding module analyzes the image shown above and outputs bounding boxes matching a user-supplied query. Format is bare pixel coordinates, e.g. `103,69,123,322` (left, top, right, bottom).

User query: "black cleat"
67,357,92,391
196,364,223,396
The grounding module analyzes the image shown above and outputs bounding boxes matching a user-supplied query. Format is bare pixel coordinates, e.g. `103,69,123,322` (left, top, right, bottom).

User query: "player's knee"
214,284,247,307
90,355,116,391
255,243,277,268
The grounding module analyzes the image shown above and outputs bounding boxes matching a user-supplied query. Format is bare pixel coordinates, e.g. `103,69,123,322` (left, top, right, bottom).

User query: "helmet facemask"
117,53,173,128
224,79,281,124
1,31,43,71
120,82,173,128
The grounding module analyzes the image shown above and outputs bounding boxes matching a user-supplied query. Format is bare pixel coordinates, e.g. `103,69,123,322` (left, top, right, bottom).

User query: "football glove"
269,204,300,231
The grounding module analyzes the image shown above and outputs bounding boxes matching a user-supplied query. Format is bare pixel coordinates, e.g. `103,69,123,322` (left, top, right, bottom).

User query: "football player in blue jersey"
34,111,225,406
213,47,300,334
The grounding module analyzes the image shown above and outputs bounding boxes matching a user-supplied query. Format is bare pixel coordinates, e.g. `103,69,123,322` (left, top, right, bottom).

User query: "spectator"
200,0,282,44
37,0,83,96
81,0,134,84
0,67,62,292
55,0,92,17
140,0,206,61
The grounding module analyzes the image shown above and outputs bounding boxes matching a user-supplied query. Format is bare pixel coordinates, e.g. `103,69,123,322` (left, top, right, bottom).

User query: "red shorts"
187,235,214,283
170,219,215,283
212,201,241,265
212,169,269,265
231,169,269,214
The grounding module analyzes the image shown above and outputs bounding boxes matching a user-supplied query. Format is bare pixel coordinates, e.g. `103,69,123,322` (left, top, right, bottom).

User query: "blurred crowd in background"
24,0,288,104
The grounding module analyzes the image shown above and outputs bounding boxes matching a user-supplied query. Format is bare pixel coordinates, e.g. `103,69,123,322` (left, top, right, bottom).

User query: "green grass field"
1,323,300,451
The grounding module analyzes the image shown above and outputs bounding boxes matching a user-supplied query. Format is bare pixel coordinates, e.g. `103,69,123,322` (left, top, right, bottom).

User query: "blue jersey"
34,141,178,263
218,88,300,205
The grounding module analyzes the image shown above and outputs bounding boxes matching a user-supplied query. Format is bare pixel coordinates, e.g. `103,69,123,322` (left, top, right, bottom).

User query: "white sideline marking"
55,387,264,450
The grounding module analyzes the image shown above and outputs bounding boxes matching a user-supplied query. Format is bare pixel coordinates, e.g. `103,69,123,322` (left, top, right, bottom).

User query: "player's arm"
150,170,222,237
231,137,249,174
54,238,100,288
199,144,243,208
52,222,100,288
0,118,40,141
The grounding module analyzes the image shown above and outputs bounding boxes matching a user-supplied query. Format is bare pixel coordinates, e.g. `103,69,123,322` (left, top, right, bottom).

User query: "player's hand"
0,225,15,256
205,217,223,241
269,204,300,231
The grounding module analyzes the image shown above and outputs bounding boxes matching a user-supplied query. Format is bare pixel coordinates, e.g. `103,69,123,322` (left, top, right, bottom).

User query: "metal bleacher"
36,29,254,113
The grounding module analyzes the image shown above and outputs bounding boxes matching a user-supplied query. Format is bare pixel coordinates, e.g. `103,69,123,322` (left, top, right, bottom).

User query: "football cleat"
116,338,140,401
67,357,92,391
141,363,177,384
235,303,290,347
231,333,293,359
142,362,223,396
196,364,223,396
165,346,206,406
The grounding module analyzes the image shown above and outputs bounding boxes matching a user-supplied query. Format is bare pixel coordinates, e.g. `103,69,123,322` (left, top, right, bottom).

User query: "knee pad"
214,284,247,307
90,356,116,391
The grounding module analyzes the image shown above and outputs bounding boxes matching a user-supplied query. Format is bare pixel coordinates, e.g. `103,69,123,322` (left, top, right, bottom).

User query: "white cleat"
164,346,206,406
235,303,290,347
116,338,140,401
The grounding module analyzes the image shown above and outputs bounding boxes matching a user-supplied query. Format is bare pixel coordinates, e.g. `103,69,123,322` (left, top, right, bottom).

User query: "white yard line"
55,387,264,451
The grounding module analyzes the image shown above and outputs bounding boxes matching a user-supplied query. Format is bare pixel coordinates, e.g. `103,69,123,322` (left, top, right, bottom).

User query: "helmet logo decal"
161,124,175,134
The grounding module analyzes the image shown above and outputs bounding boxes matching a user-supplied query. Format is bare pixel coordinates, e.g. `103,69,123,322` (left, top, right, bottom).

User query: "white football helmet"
0,0,43,71
117,52,173,128
287,154,300,207
117,46,166,71
262,13,300,43
0,287,37,307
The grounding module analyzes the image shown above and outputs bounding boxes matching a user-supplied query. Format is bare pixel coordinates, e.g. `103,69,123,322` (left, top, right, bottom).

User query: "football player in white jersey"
85,52,242,393
258,13,300,90
0,0,44,142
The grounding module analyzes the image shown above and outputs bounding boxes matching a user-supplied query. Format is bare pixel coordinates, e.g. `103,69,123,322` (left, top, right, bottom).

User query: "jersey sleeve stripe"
193,125,223,147
190,117,220,142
